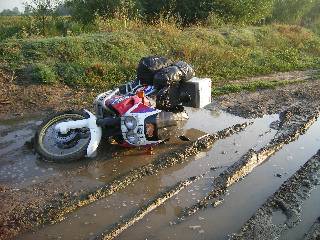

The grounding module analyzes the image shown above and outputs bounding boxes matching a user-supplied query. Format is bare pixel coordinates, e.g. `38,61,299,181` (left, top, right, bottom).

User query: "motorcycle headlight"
124,116,137,130
126,131,139,144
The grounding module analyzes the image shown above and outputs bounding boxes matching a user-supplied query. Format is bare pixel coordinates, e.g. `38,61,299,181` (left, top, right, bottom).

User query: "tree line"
1,0,320,28
67,0,274,25
65,0,320,26
0,7,21,16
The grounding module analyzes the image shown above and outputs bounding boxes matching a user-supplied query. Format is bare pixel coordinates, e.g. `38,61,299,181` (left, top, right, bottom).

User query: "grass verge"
0,21,320,90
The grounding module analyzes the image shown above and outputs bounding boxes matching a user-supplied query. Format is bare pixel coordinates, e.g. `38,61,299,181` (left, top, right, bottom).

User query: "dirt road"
1,70,320,240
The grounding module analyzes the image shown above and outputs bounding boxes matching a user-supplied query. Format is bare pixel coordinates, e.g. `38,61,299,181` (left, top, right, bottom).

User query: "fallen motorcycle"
34,57,212,162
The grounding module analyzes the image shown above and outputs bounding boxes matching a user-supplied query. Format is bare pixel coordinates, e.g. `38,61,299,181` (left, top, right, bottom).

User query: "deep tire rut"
2,123,250,238
179,106,320,219
230,151,320,240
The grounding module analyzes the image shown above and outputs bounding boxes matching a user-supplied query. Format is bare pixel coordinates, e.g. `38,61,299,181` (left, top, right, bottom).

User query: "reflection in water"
120,118,320,240
0,107,242,185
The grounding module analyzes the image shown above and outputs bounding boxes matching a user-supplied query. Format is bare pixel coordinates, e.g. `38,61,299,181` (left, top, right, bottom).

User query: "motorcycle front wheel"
34,110,91,163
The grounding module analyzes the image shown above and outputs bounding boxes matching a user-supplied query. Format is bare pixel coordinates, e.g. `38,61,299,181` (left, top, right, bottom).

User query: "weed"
32,63,58,84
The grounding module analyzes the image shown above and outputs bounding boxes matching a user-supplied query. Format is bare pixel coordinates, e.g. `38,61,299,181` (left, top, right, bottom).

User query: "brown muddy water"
1,106,319,240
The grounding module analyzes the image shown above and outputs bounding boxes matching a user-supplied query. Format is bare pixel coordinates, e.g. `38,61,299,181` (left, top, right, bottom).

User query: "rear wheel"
34,110,91,163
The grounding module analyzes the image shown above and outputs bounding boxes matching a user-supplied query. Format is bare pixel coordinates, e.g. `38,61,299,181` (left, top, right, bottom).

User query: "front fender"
85,110,102,158
55,110,102,158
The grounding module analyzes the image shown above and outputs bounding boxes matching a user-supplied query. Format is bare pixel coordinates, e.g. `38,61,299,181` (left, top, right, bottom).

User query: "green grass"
31,63,58,84
0,16,96,42
0,19,320,90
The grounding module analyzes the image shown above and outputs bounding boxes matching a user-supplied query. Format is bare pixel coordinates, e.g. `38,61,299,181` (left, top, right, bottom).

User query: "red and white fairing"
105,94,162,147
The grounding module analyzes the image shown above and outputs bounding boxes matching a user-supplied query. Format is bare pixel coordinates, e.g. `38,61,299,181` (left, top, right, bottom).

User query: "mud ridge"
229,150,320,240
179,106,320,218
3,123,249,239
303,219,320,240
95,175,203,240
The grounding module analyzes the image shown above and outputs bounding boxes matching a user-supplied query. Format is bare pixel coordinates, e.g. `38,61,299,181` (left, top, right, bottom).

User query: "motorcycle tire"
34,110,91,163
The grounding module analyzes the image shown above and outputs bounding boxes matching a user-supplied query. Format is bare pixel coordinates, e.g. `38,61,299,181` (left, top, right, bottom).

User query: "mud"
216,77,320,119
1,68,319,121
96,175,202,240
0,122,249,239
304,220,320,240
115,116,320,240
220,69,319,86
2,69,320,240
230,151,320,240
179,105,320,218
0,69,97,120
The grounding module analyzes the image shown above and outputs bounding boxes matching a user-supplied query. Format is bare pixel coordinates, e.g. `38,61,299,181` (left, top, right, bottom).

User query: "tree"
301,0,320,25
55,2,71,16
214,0,274,24
139,0,274,25
66,0,275,25
271,0,315,24
66,0,141,24
0,7,21,16
24,0,61,35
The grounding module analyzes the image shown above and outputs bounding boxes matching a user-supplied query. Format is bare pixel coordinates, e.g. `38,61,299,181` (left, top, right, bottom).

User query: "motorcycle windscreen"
144,112,185,141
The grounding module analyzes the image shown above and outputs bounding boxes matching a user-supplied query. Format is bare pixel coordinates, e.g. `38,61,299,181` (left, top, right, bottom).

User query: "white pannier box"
181,77,212,108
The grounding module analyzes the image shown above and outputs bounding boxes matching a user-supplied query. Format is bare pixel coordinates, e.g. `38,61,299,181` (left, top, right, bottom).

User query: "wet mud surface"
1,108,249,240
96,176,202,240
304,220,320,240
216,77,320,119
220,69,319,86
1,73,320,240
230,151,320,240
177,104,320,219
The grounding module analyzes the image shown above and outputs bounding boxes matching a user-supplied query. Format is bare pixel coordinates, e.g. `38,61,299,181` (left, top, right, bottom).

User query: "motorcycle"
34,62,212,162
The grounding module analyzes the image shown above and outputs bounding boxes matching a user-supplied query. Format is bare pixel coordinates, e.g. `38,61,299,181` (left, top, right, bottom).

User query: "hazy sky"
0,0,25,11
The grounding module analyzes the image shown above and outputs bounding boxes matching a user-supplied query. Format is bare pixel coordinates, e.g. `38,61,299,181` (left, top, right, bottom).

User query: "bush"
65,0,274,25
271,0,314,24
56,62,85,86
0,16,29,41
139,0,274,25
270,0,320,34
67,0,141,24
31,63,58,84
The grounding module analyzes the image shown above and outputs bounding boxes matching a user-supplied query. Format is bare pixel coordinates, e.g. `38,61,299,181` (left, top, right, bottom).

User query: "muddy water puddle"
108,121,320,240
0,108,246,188
165,118,320,240
11,108,282,240
3,106,319,240
0,111,204,188
0,116,45,185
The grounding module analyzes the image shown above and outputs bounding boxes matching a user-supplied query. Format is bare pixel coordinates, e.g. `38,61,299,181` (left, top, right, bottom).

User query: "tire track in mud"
230,151,320,240
178,106,320,219
95,175,204,240
303,219,320,240
4,123,250,238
